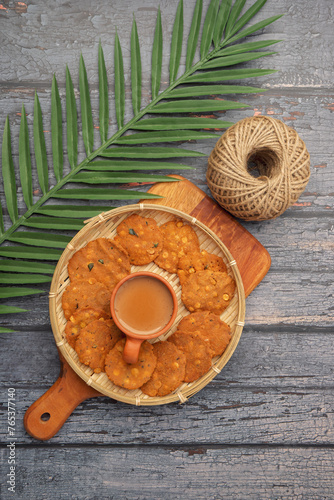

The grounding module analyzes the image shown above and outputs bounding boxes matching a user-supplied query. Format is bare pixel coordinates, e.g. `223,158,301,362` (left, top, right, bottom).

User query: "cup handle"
123,337,143,364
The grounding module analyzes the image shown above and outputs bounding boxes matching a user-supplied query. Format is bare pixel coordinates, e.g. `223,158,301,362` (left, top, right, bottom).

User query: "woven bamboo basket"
49,204,245,406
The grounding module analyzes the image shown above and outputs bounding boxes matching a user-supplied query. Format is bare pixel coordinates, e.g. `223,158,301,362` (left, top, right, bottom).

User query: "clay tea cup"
110,271,178,364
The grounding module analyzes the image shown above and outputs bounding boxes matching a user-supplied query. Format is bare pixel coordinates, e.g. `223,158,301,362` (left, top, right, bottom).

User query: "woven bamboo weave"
49,204,245,406
207,116,310,221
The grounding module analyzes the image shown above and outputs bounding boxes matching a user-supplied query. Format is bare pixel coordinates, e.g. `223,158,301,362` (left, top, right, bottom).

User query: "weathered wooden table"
1,0,333,498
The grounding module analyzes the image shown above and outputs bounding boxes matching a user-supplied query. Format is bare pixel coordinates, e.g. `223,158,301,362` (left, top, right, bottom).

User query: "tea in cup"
110,271,178,364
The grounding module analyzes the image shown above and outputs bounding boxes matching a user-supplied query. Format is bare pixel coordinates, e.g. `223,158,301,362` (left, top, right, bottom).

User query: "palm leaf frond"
33,92,49,195
169,0,184,84
213,0,232,47
225,0,247,38
65,66,78,169
114,31,125,129
79,54,94,156
85,160,195,171
186,0,203,70
2,118,18,224
201,0,220,58
151,7,163,100
51,76,63,182
0,0,281,326
19,105,33,208
131,17,142,116
98,42,109,144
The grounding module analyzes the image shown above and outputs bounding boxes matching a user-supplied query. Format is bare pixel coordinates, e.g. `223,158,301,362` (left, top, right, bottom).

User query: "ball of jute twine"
206,116,311,221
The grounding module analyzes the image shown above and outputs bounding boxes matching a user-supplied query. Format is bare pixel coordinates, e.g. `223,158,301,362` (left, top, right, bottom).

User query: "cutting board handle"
24,353,101,441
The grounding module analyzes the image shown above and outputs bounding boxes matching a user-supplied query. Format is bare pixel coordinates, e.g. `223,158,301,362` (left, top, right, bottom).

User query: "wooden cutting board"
24,176,271,440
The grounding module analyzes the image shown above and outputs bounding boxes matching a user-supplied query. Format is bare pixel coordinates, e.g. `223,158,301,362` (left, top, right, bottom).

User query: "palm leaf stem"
0,10,280,247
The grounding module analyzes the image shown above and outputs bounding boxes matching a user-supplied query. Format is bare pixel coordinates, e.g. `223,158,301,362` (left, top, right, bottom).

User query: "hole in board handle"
40,412,51,422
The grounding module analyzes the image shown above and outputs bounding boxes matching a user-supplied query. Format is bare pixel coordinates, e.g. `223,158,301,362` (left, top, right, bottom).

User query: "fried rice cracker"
177,311,231,357
181,270,236,315
65,307,110,348
177,250,227,285
105,339,157,390
68,238,130,292
141,341,186,397
168,331,212,383
61,278,111,320
75,319,123,373
114,214,163,265
154,219,200,273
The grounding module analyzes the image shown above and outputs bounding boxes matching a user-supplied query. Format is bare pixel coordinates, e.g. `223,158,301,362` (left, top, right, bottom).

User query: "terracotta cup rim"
110,271,178,339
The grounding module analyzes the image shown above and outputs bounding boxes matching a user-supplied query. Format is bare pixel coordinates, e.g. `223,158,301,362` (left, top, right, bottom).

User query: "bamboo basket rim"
49,203,246,406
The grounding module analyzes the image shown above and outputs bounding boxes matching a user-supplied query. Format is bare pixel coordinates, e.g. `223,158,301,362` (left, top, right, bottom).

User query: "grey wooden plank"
1,0,334,88
3,385,333,445
1,329,333,389
1,446,334,500
245,271,334,328
1,266,333,330
242,215,334,273
1,88,333,161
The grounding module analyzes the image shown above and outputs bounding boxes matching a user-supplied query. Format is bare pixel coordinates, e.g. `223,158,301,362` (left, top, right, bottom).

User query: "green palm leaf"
213,0,232,47
85,160,194,171
0,246,63,260
0,260,55,274
151,99,249,113
35,205,115,218
226,14,283,45
184,68,277,83
213,39,281,57
200,0,220,58
7,232,72,248
66,66,78,169
51,75,63,182
131,117,234,129
53,188,163,201
131,17,142,116
22,216,85,231
19,104,33,209
201,51,276,70
186,0,202,70
33,92,48,195
0,287,46,299
151,7,163,100
71,172,178,185
98,42,109,144
168,85,264,98
99,146,207,158
0,0,281,326
0,306,28,315
114,31,125,129
0,325,16,332
115,130,220,144
0,201,4,235
169,0,183,83
79,54,94,156
225,0,247,38
0,273,52,285
2,118,18,224
226,0,268,38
